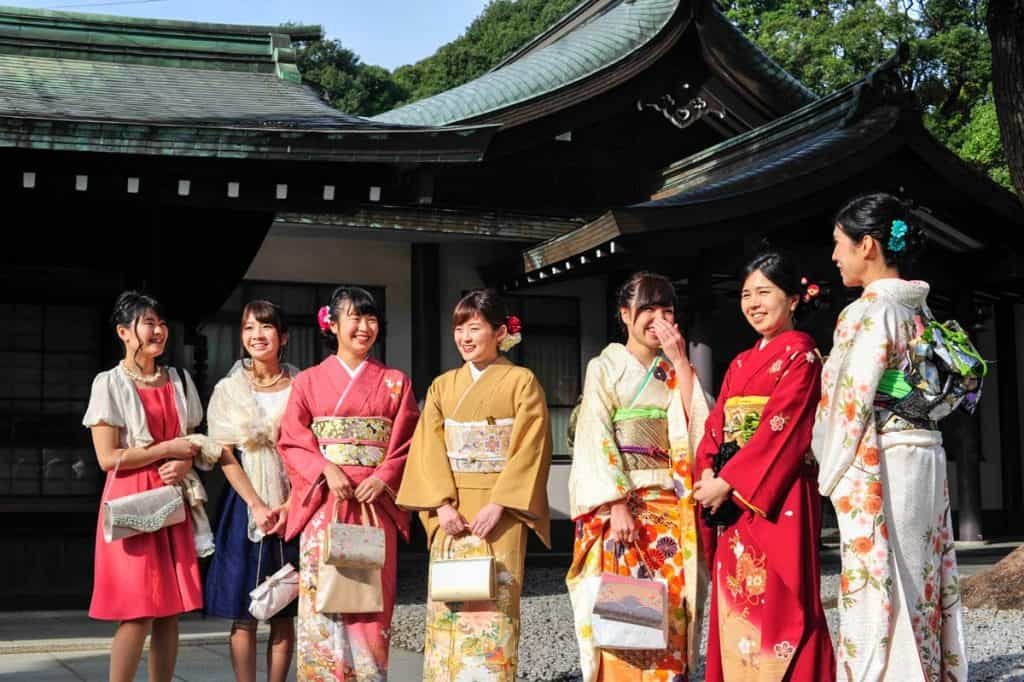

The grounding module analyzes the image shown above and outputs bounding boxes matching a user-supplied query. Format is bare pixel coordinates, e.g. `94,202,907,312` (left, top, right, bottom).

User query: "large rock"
961,545,1024,610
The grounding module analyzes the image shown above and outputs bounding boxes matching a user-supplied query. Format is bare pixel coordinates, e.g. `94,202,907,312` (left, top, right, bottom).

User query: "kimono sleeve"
83,371,124,428
813,302,898,496
396,378,458,511
695,363,734,477
567,356,630,518
489,372,552,539
278,372,326,487
719,347,821,519
372,373,419,495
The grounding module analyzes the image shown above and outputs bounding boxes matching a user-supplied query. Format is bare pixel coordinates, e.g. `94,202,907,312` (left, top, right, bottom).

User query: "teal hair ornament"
888,219,908,253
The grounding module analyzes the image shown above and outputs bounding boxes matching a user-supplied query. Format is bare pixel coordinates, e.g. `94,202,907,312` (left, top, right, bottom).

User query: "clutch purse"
702,441,742,527
248,539,298,621
103,484,186,543
323,501,385,569
428,535,496,602
592,572,668,650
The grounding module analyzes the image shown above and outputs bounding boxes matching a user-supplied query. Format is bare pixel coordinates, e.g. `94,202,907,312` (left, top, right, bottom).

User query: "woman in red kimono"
278,286,419,681
694,251,835,682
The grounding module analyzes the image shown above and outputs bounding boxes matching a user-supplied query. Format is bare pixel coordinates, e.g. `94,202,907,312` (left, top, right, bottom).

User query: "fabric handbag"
323,501,385,569
592,572,669,650
315,498,383,614
248,539,298,621
428,535,496,602
102,451,186,543
316,563,382,614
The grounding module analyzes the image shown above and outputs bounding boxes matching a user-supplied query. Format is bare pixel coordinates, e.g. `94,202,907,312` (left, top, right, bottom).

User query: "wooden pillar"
996,302,1023,516
687,256,714,390
411,243,441,399
953,290,984,541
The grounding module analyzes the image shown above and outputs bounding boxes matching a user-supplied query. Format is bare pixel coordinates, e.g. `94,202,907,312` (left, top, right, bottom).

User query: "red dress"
89,381,203,621
696,330,835,682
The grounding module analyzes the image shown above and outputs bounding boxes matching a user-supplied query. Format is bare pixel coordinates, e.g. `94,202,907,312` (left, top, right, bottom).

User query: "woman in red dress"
694,252,835,682
83,292,204,682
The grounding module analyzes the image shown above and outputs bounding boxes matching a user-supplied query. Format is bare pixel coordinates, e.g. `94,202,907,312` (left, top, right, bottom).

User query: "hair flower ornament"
499,315,522,352
317,305,331,332
888,219,908,253
800,276,821,303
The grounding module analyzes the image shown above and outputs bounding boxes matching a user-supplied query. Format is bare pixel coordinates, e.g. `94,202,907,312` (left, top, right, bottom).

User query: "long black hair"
615,271,677,336
834,192,924,272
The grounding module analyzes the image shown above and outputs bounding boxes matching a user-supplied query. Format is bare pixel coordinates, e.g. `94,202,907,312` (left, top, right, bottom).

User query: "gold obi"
723,396,769,447
311,416,392,467
443,417,513,473
612,406,670,471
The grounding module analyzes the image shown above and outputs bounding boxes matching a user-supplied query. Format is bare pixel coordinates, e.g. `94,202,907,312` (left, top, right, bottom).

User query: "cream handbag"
103,484,186,543
323,501,385,569
428,535,496,602
248,539,298,621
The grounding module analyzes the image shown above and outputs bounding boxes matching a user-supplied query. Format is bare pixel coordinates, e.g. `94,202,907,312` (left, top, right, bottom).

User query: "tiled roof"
372,0,679,126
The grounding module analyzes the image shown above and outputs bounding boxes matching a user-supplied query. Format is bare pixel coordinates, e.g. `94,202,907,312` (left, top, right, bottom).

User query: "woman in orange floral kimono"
279,287,419,681
694,252,834,682
567,272,710,682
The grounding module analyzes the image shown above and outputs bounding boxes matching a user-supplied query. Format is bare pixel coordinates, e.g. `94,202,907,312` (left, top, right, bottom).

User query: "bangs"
336,287,381,320
631,276,676,311
241,300,286,334
451,289,506,329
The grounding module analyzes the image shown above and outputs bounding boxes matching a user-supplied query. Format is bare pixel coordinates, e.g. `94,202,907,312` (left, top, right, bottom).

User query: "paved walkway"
0,614,425,681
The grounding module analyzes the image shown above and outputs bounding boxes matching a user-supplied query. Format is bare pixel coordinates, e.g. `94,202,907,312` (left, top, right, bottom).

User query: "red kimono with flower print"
696,330,835,682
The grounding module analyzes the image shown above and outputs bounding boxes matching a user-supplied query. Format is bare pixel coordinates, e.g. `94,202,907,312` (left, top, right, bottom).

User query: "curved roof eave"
371,0,681,127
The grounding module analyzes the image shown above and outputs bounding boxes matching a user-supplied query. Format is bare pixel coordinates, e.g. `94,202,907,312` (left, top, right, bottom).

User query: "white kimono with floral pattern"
812,278,966,682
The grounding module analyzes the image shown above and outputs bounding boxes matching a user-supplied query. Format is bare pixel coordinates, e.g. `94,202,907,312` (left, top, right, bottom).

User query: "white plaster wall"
243,234,414,375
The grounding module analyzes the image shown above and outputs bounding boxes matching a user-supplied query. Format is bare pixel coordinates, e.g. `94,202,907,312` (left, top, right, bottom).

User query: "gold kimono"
397,357,552,682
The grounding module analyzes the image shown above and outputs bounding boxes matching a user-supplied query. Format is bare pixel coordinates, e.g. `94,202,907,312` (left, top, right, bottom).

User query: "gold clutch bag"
323,501,385,569
428,535,495,602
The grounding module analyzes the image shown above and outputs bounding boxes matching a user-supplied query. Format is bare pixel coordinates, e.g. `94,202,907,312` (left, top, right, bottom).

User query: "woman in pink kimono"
278,287,419,681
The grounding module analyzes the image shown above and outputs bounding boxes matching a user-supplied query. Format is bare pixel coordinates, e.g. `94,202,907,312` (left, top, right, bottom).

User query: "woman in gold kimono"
397,289,552,682
566,271,710,682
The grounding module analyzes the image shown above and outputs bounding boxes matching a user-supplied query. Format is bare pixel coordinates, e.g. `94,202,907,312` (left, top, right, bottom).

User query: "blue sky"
6,0,491,69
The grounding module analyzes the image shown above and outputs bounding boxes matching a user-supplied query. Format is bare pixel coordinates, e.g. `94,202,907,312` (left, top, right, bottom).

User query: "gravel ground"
390,564,1024,681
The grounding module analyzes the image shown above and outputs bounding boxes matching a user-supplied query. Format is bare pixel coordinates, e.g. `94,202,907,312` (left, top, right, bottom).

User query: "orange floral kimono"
566,343,709,682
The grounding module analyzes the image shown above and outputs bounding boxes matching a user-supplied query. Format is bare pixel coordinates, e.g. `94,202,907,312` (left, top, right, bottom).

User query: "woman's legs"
147,615,179,682
267,618,296,682
109,618,152,682
229,620,258,682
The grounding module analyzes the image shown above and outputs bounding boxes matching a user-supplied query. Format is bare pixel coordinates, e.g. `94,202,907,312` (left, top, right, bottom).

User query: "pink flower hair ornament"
317,305,331,332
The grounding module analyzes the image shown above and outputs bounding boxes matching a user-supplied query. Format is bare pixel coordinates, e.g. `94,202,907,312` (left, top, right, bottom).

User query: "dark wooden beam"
411,243,441,399
996,302,1023,514
953,289,984,541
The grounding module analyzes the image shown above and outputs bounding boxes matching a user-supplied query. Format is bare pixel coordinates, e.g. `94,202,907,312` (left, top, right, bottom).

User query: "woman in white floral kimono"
567,272,709,682
812,193,967,681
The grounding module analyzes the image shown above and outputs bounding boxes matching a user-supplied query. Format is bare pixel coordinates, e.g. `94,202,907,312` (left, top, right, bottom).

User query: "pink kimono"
279,356,418,681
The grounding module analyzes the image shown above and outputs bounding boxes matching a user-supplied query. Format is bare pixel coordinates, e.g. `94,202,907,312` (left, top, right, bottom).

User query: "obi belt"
722,396,769,447
612,406,670,471
443,417,513,473
311,416,392,467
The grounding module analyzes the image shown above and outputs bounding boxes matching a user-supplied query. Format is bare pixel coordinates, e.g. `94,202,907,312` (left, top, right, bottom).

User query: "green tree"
295,39,408,117
393,0,581,102
720,0,1011,189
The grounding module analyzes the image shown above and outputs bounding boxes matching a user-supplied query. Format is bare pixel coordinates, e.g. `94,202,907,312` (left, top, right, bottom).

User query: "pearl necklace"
121,361,163,385
247,368,284,389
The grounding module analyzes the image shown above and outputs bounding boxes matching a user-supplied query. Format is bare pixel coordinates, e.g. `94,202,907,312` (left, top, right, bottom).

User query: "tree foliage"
720,0,1011,189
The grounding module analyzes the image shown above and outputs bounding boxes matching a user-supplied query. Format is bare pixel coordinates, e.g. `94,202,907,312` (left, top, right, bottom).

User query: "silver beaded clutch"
102,485,186,543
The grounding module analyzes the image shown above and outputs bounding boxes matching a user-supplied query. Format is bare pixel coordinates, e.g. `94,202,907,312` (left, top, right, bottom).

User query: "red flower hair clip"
800,277,820,303
317,306,331,332
506,315,522,335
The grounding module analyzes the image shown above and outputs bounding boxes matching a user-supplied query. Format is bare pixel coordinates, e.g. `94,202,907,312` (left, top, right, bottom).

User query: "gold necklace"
121,361,162,384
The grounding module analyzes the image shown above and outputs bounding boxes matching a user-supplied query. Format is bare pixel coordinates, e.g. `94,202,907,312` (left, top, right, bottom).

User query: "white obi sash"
443,417,513,473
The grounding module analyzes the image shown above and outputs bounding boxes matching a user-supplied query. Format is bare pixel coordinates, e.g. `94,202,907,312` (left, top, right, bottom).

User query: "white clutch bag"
428,535,495,602
248,540,298,621
591,572,669,651
103,484,186,543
